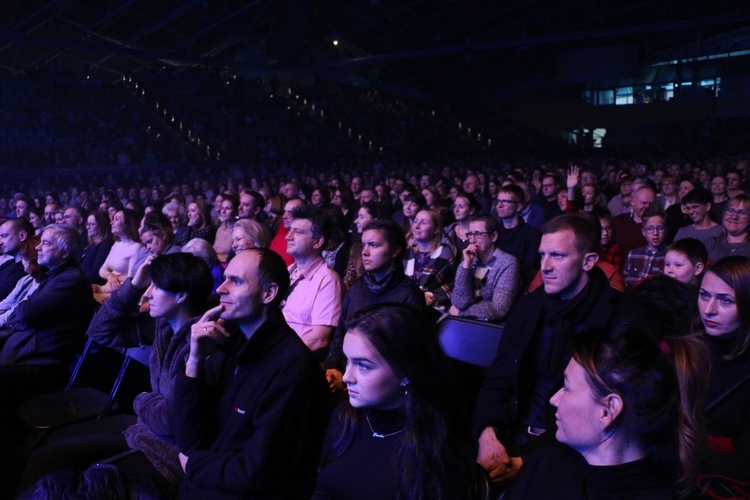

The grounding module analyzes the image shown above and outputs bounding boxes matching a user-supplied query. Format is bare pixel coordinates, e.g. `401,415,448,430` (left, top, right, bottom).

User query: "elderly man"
0,224,96,411
174,248,328,498
283,205,343,355
612,184,657,256
474,214,639,488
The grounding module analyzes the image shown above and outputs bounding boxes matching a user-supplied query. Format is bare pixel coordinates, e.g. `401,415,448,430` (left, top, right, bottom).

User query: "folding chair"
17,340,152,430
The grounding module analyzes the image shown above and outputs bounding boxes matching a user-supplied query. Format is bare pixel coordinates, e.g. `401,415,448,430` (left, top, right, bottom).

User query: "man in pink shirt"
282,205,344,357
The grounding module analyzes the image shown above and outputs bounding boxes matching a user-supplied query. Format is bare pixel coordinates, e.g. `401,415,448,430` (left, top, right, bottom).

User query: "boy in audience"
662,237,707,287
622,209,667,288
593,207,624,272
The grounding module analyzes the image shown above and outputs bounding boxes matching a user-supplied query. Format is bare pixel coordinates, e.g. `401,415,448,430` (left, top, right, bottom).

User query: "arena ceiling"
0,0,749,106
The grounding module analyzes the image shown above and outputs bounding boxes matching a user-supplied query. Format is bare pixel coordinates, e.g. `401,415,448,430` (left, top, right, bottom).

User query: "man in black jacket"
0,224,96,434
174,248,328,499
474,214,641,487
0,218,33,300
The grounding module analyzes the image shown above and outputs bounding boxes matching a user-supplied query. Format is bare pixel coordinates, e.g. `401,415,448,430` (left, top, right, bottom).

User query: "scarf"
540,266,608,374
363,265,405,296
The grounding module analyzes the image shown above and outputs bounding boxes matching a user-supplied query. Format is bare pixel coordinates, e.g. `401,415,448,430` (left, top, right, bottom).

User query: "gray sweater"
452,248,520,321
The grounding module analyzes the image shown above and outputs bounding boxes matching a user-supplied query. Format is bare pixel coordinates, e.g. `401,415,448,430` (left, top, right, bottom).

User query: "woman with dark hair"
444,192,478,255
344,202,387,289
21,253,214,492
310,187,330,207
393,192,426,238
265,193,287,232
174,199,215,246
507,322,708,499
80,210,114,285
332,186,356,228
314,304,486,499
213,193,238,264
323,219,426,394
695,256,750,491
28,207,44,235
0,236,45,326
98,209,142,291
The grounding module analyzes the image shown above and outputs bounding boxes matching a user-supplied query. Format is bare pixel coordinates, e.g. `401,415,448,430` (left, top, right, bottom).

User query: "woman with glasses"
703,194,750,261
449,214,520,321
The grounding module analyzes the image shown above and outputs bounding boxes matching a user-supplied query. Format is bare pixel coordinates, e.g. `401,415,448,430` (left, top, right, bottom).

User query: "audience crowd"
0,73,749,499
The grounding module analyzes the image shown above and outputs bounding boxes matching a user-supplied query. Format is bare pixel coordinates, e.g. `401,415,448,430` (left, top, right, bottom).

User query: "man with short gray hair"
0,224,96,423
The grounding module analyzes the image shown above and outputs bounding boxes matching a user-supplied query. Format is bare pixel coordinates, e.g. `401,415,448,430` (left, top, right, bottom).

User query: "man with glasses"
495,185,541,277
536,173,563,220
657,175,680,211
449,214,520,321
622,209,668,288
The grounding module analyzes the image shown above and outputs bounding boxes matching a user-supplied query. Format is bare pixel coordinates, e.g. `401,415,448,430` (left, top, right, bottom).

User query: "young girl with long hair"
314,304,486,499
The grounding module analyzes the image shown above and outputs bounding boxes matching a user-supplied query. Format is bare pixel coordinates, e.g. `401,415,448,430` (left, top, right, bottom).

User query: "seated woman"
703,194,750,261
213,193,238,264
0,236,44,326
444,193,478,256
403,209,456,313
313,304,486,499
231,218,272,254
450,214,520,322
80,210,114,285
98,209,142,292
323,219,426,394
695,256,750,492
344,201,386,289
174,199,215,246
21,253,214,492
507,322,708,499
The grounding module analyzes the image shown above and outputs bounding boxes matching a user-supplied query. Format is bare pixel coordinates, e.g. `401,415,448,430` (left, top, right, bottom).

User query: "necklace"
366,415,405,439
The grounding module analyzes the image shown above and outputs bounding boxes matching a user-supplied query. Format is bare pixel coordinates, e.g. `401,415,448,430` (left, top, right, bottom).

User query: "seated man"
174,248,328,498
495,184,541,275
0,224,96,420
612,184,657,256
450,214,520,321
0,218,33,300
474,214,640,488
283,205,344,355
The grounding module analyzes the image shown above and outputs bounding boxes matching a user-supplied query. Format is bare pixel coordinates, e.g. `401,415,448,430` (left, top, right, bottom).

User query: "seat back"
437,316,503,368
102,345,153,416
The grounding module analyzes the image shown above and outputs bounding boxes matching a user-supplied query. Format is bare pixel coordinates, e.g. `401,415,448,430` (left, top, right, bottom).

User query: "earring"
401,381,410,396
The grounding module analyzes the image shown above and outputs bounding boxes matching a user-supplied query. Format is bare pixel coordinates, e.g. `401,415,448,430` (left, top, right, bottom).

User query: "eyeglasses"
466,231,490,239
601,226,613,232
726,208,749,218
495,199,518,206
643,225,665,233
